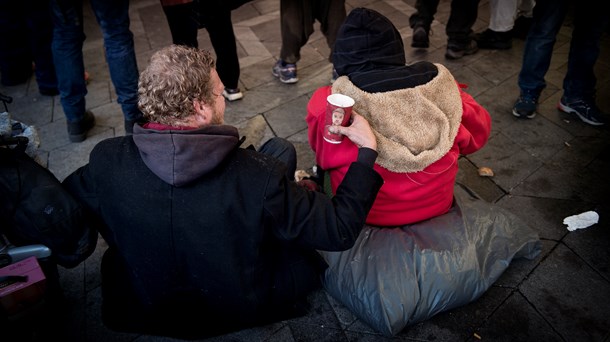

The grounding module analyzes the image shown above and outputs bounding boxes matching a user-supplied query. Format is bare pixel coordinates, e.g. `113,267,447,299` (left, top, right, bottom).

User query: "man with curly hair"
62,44,382,339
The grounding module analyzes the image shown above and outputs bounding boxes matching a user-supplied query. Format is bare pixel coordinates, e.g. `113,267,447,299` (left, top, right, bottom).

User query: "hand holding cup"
328,111,377,151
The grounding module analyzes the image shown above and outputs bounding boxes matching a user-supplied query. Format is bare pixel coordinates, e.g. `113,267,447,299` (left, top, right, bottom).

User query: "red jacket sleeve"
456,86,492,155
307,86,332,159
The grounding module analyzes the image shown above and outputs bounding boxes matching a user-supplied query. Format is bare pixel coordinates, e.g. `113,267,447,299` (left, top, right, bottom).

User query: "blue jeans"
50,0,142,123
518,0,609,100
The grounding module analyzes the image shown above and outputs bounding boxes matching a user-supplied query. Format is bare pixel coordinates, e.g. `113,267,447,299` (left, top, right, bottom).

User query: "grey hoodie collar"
132,124,241,187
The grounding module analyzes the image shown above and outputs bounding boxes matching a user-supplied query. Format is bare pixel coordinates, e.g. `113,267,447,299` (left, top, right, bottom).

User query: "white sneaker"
222,88,243,101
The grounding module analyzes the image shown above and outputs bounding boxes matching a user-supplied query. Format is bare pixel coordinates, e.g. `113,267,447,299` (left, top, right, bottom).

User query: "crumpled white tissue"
563,211,599,231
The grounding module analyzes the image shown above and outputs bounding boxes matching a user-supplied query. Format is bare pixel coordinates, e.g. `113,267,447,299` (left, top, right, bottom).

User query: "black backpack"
0,94,97,268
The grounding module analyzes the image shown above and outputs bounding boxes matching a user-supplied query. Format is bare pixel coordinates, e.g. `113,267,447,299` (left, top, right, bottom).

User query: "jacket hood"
332,63,463,172
332,7,438,92
333,8,405,76
132,124,241,187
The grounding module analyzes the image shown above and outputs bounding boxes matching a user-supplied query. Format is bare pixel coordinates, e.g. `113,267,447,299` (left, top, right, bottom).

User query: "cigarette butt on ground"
478,166,494,177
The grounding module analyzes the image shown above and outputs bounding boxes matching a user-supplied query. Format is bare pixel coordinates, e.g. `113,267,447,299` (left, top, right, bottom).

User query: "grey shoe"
412,25,430,48
272,60,298,84
445,40,478,59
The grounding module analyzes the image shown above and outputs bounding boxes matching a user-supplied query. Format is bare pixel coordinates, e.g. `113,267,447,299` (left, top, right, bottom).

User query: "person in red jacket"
307,7,492,227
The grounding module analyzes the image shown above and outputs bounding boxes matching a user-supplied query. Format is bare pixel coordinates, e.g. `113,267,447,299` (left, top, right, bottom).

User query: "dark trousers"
279,0,346,64
161,2,240,89
258,137,297,180
409,0,481,44
0,0,57,90
161,3,198,47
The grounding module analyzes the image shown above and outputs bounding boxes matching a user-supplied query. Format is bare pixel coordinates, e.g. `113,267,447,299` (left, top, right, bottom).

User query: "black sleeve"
264,160,383,251
356,147,378,168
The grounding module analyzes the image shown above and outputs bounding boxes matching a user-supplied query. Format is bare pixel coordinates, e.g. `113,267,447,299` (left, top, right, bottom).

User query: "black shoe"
511,16,533,40
411,25,430,48
512,91,539,119
67,110,95,143
474,29,512,50
124,118,145,135
445,40,478,59
39,87,59,96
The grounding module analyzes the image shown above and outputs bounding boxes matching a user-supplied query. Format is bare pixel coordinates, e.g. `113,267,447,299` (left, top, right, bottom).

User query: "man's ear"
193,99,205,114
193,99,211,124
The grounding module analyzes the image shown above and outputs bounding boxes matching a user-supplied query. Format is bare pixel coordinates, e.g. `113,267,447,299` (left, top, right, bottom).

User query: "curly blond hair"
138,45,216,125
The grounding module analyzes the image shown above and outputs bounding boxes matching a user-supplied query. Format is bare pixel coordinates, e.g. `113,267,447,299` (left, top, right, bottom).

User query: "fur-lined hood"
331,63,462,172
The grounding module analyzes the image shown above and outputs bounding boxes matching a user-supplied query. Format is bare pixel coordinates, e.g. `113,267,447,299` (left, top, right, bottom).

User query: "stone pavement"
1,0,609,341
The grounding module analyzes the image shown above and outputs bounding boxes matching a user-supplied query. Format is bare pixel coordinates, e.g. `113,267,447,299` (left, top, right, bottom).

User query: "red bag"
0,256,46,316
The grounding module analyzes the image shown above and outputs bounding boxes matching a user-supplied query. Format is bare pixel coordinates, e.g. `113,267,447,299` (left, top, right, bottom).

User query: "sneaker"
272,60,298,84
512,91,538,119
67,110,95,143
222,88,244,101
558,97,606,126
474,29,512,50
445,40,478,59
411,25,430,48
330,69,339,84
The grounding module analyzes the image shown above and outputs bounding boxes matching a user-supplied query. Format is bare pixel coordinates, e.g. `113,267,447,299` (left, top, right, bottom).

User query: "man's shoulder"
94,136,134,149
90,136,137,160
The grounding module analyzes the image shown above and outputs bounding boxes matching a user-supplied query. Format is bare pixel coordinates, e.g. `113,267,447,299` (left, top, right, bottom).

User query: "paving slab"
520,244,610,341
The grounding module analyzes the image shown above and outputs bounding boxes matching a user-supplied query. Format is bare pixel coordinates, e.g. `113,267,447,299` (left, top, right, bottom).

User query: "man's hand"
328,112,377,151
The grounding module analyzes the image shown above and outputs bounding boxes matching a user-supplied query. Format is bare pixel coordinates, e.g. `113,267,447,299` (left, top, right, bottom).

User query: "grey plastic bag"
320,184,541,336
